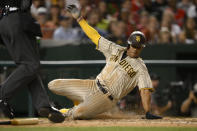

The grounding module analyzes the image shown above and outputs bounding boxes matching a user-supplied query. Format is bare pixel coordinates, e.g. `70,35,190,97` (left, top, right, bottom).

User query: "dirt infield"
0,113,197,127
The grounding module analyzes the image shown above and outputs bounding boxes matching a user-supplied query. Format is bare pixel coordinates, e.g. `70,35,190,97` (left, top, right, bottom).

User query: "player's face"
127,45,144,58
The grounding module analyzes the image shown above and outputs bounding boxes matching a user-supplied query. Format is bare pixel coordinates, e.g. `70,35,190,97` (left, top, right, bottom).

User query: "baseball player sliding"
48,5,162,120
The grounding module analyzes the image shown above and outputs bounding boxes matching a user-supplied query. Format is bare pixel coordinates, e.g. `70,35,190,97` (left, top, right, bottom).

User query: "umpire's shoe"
0,100,14,119
38,107,65,123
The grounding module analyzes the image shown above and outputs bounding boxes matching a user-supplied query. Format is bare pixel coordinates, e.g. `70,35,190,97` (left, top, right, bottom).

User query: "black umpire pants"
0,12,50,111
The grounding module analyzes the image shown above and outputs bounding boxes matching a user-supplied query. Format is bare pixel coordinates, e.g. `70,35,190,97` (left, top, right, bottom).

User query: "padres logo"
136,36,140,42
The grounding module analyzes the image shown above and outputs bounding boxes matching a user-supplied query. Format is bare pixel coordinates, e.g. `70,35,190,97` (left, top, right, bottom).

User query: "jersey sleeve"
78,19,101,46
97,37,123,58
137,70,154,91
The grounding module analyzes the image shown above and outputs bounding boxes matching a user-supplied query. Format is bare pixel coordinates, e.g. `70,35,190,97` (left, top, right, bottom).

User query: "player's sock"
59,101,79,116
59,108,69,115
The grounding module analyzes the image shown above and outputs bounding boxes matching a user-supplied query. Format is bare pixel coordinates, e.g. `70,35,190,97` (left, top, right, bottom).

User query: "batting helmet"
127,31,146,48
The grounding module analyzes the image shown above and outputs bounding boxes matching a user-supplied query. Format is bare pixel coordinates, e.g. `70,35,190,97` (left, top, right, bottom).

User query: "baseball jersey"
96,37,153,100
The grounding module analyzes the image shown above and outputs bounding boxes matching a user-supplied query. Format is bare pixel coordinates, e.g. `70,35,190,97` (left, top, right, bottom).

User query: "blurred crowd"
118,73,197,117
31,0,197,45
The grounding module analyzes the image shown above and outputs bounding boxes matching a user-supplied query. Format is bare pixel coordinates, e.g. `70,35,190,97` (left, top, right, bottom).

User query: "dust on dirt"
0,113,197,127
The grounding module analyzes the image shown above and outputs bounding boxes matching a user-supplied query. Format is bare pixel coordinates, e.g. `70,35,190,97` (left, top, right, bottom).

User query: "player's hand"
66,5,80,19
145,112,162,119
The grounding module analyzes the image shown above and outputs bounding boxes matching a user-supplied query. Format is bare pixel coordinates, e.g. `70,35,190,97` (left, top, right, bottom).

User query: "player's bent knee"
48,79,72,91
48,79,60,91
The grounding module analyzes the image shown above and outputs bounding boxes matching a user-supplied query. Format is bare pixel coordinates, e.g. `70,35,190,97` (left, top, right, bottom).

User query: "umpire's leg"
28,75,51,111
0,14,50,109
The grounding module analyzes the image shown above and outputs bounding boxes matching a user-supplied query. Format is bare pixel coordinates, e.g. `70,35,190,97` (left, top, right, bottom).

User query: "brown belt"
97,80,113,101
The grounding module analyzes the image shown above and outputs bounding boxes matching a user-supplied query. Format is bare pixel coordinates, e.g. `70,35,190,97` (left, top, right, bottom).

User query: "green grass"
0,127,197,131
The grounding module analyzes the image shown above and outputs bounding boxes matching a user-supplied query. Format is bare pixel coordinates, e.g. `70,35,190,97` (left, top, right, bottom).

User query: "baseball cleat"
48,111,65,123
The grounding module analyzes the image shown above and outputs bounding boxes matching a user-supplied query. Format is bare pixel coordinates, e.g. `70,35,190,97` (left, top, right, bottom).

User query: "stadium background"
0,0,197,119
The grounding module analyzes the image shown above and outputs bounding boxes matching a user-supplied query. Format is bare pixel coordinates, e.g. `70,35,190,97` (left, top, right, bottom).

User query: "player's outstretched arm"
140,89,151,113
66,5,101,47
140,89,162,119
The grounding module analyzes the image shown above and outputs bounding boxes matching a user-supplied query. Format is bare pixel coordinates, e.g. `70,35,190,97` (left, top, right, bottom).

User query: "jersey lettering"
119,59,136,78
110,55,119,62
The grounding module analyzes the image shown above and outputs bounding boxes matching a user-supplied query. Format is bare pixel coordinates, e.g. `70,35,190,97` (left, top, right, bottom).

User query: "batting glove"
145,112,163,119
66,5,80,19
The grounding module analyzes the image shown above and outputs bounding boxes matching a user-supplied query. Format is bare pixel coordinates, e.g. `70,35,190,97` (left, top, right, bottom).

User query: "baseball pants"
48,79,116,119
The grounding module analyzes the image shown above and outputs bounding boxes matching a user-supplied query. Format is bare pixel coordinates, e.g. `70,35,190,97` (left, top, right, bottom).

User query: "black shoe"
0,100,14,119
38,107,65,123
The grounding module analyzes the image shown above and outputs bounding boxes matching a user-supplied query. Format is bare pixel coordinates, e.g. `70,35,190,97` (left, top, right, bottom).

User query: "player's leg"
48,79,96,103
67,90,115,119
28,76,65,123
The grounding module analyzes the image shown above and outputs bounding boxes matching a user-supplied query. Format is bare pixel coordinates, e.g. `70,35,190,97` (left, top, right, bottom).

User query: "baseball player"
48,5,162,120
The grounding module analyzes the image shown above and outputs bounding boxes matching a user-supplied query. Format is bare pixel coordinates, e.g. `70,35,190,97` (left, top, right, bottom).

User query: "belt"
97,80,113,101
